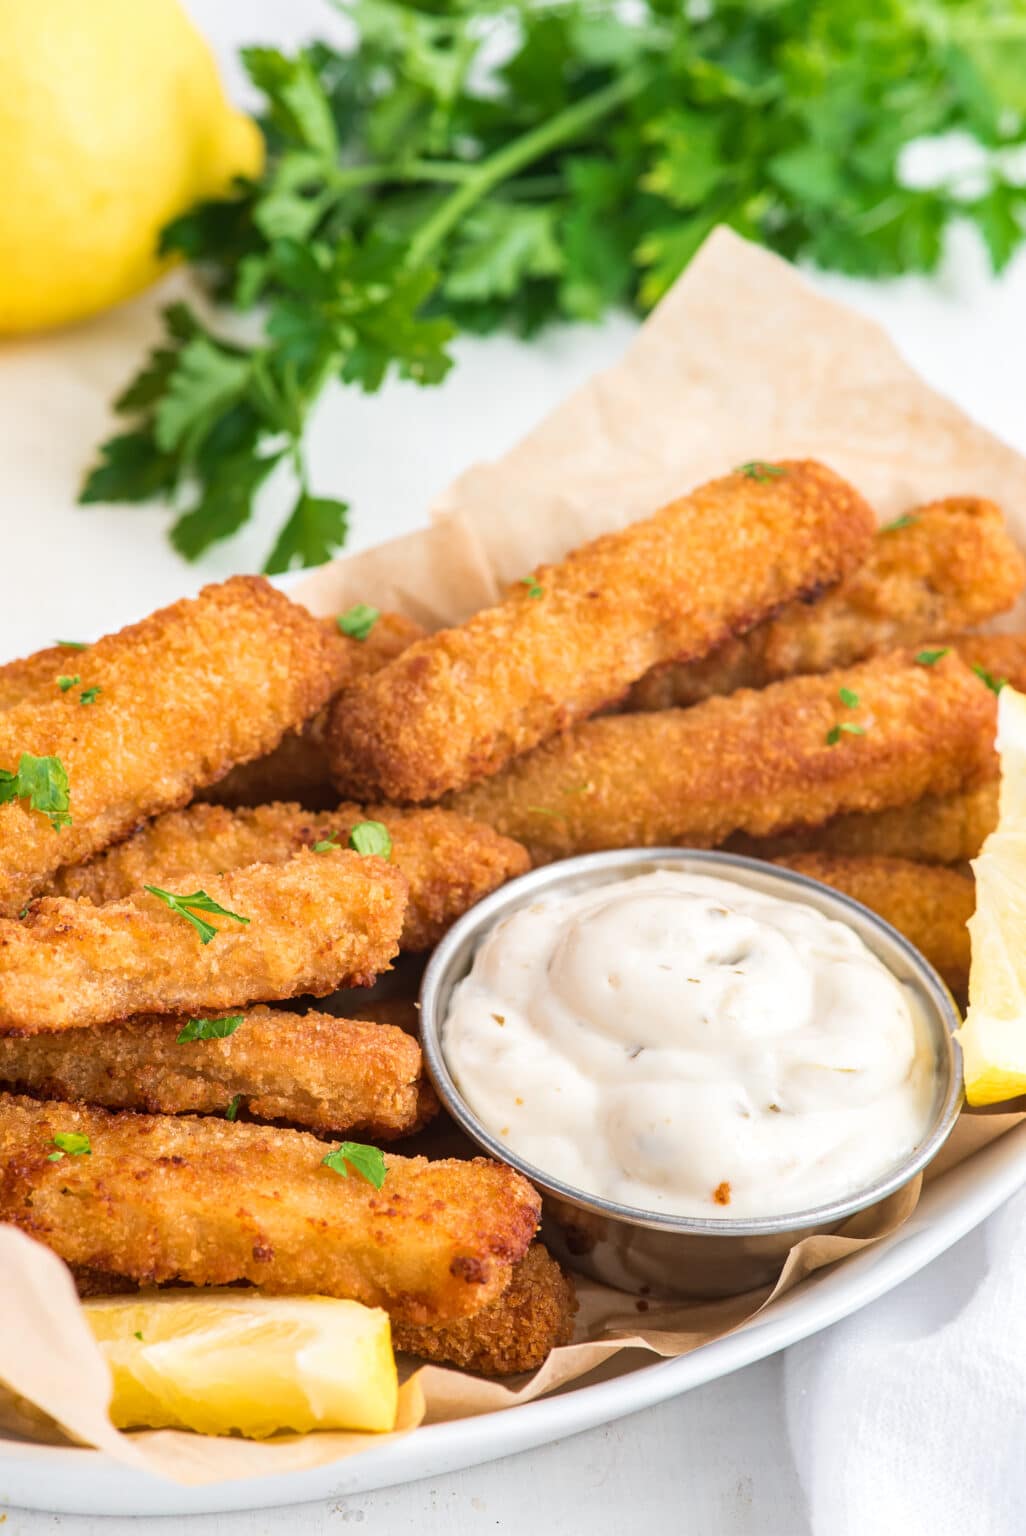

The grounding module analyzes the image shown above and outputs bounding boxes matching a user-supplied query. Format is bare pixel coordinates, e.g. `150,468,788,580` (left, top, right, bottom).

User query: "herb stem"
330,158,475,191
407,65,652,268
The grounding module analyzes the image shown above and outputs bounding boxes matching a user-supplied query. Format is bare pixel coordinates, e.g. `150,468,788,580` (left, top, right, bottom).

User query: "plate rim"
4,1118,1024,1516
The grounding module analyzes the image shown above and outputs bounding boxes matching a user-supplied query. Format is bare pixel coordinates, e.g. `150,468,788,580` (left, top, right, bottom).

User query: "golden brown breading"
0,578,346,917
0,849,406,1034
730,779,1000,866
773,853,974,996
948,633,1026,694
50,801,529,953
627,497,1025,709
0,1094,541,1325
445,652,995,863
202,612,426,809
0,1004,435,1139
0,644,83,710
328,462,876,802
393,1244,577,1376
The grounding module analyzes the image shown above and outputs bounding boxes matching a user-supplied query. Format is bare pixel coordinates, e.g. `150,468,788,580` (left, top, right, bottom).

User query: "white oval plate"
3,1119,1024,1516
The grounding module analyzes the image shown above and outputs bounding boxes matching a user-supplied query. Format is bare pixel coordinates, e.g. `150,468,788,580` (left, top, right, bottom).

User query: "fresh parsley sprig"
322,1140,387,1189
81,1,1026,572
177,1014,246,1042
144,886,251,944
348,820,392,858
0,753,72,832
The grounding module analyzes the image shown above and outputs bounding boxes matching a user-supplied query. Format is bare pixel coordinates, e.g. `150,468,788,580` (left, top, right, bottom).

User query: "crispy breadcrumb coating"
329,462,876,801
50,801,529,952
0,849,406,1033
774,853,974,996
627,497,1025,709
948,633,1026,694
393,1244,577,1376
0,1094,540,1325
0,578,345,916
446,652,995,863
202,612,426,809
0,1004,436,1139
730,779,999,866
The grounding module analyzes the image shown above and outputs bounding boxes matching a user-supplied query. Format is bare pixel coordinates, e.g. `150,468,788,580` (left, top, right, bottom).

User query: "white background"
3,2,1026,1529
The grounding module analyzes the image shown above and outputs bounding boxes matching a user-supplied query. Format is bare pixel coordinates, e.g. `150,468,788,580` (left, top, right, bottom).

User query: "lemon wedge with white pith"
958,685,1026,1105
85,1293,398,1438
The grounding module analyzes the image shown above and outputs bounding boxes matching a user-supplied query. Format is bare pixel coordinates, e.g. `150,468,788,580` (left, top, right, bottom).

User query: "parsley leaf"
321,1141,387,1190
48,1132,91,1162
826,722,867,745
265,492,350,575
313,831,340,853
883,514,918,532
176,1015,246,1043
57,675,79,693
0,753,72,832
78,687,102,706
838,687,860,709
916,648,950,666
225,1094,243,1122
519,576,544,600
144,886,250,945
56,640,87,651
736,462,786,483
348,821,392,859
337,604,379,641
973,663,1007,696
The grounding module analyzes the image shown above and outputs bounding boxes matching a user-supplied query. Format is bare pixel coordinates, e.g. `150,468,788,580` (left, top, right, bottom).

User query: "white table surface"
3,3,1026,1528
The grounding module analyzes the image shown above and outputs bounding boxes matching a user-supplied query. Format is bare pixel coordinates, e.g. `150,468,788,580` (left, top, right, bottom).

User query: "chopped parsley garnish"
144,885,250,944
973,663,1007,695
519,576,544,600
225,1094,242,1122
348,820,392,858
78,687,102,706
337,604,379,641
735,462,786,482
882,513,917,532
48,1132,91,1162
133,1331,144,1341
57,675,80,692
826,722,867,745
838,687,860,709
312,831,340,853
322,1141,387,1189
916,648,950,666
56,640,87,651
0,753,72,832
176,1014,245,1043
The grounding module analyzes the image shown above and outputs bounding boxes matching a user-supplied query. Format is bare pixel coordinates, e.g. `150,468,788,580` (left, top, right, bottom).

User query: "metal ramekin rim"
419,847,964,1238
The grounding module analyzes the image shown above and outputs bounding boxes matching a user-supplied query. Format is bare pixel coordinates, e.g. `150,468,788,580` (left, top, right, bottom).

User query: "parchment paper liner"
3,228,1025,1488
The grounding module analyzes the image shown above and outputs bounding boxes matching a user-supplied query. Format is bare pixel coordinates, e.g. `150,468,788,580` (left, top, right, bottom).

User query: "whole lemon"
0,0,263,334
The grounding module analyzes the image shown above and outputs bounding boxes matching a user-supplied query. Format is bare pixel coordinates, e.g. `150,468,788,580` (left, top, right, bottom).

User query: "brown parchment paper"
3,226,1026,1488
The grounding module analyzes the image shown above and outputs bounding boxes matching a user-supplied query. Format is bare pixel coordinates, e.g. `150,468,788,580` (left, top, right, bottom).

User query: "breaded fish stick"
202,611,426,809
0,578,345,917
393,1245,577,1376
0,849,405,1034
445,653,995,863
329,462,875,802
773,853,974,995
0,1005,435,1139
50,801,529,952
627,497,1025,709
729,780,1000,866
0,1094,541,1325
949,633,1026,694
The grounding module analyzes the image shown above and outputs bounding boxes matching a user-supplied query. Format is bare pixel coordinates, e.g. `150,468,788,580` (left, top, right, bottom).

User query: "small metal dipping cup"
419,848,963,1299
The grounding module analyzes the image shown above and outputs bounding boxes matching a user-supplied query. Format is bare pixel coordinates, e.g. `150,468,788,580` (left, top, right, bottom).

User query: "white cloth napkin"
785,1187,1026,1535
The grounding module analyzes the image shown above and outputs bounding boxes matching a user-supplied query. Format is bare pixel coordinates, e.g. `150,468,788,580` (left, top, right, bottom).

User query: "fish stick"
49,801,529,952
445,652,995,863
0,849,406,1034
948,633,1026,694
729,780,1000,866
0,578,346,917
0,1005,436,1139
0,1094,541,1325
627,497,1025,710
328,462,876,802
773,853,974,996
393,1245,578,1376
202,611,426,809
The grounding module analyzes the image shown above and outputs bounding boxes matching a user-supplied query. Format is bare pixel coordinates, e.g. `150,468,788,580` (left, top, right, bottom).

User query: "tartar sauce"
443,871,935,1217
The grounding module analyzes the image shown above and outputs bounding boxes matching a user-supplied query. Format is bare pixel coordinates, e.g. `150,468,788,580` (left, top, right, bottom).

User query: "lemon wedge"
957,684,1026,1105
84,1292,398,1438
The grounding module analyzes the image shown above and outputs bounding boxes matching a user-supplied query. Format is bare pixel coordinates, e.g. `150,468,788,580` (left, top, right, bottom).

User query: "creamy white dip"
442,870,935,1217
